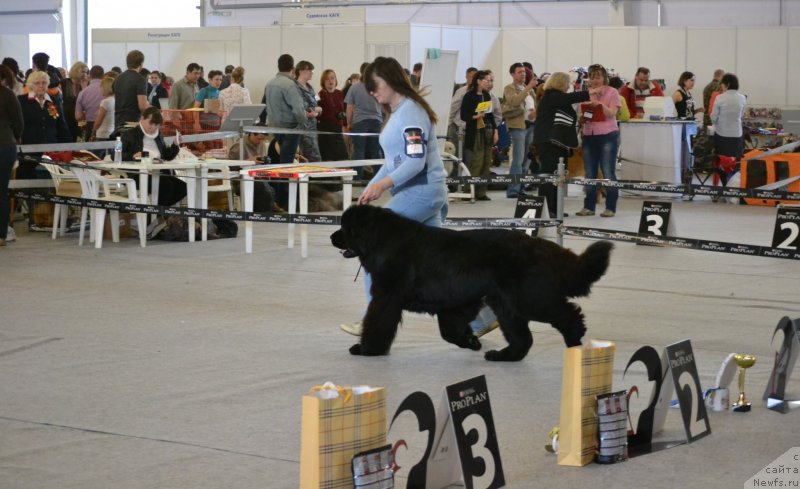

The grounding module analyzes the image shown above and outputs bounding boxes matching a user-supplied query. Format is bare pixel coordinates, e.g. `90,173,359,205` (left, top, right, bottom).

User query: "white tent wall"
202,0,800,29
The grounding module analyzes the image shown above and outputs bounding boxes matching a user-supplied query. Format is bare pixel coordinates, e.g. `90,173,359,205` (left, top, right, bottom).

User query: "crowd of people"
0,47,748,248
445,63,745,218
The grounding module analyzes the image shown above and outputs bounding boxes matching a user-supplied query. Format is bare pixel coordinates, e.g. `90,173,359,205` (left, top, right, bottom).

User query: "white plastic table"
240,164,356,257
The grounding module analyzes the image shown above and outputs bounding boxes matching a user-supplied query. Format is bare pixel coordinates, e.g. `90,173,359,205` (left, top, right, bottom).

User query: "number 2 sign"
389,375,505,489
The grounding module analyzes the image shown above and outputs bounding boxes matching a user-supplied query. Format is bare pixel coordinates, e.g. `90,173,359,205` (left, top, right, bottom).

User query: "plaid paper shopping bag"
300,384,387,489
557,340,616,467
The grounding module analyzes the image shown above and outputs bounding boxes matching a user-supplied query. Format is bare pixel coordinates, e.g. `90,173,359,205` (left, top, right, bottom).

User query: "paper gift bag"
300,384,387,489
557,340,616,467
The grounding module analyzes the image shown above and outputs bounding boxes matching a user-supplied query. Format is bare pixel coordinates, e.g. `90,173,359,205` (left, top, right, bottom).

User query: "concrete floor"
1,186,799,489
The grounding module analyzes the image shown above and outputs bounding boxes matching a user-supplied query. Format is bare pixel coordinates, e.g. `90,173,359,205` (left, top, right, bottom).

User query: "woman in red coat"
317,69,349,161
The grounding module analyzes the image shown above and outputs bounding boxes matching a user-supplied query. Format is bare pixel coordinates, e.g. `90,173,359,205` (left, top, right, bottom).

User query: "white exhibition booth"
90,17,799,186
93,19,800,109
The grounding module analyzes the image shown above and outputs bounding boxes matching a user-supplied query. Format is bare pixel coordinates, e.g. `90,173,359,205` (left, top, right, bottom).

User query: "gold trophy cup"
732,354,757,412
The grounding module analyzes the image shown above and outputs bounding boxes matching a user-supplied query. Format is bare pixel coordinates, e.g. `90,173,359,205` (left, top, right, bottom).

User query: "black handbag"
549,109,579,149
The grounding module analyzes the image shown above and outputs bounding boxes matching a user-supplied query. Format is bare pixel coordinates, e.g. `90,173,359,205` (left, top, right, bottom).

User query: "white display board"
420,48,459,138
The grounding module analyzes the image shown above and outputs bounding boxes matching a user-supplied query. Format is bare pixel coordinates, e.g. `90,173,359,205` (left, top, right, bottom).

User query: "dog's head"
331,205,388,258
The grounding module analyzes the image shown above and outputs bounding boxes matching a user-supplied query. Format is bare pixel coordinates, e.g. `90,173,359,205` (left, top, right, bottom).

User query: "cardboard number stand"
623,339,710,457
763,316,800,413
389,376,505,489
514,195,546,237
771,208,800,250
637,201,674,245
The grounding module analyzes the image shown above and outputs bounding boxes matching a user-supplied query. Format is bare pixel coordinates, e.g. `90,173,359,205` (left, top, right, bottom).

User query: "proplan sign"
281,7,365,24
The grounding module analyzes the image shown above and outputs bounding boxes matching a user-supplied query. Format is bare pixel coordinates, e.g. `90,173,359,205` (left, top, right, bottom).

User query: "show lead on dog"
339,56,449,337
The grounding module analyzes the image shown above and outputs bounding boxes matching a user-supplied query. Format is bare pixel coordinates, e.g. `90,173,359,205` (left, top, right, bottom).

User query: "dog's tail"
567,240,613,297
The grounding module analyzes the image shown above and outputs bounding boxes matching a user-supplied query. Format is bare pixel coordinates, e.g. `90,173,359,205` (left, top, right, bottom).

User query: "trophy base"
732,402,752,413
766,398,800,413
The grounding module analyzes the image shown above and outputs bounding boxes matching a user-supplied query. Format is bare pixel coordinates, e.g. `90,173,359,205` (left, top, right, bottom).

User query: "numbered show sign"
771,207,800,250
389,376,505,489
623,340,710,457
637,201,674,245
514,196,546,236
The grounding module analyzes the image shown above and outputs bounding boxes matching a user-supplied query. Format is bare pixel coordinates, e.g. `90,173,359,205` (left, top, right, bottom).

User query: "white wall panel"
92,42,126,73
158,41,228,86
472,28,501,96
591,27,638,80
737,28,788,106
501,28,546,89
545,28,591,74
686,28,736,109
638,28,685,93
442,26,471,83
135,43,161,73
241,27,281,101
789,28,800,107
409,25,441,71
323,25,365,90
281,26,324,72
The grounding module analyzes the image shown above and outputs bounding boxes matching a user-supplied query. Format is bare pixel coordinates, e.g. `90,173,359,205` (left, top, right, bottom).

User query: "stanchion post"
557,157,566,246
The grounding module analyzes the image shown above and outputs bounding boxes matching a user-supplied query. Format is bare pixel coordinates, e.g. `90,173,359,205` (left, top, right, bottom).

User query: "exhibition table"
240,164,356,257
618,120,698,184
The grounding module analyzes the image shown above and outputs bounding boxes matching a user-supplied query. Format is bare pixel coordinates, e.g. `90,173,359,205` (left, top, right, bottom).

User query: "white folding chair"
71,163,147,248
41,161,82,239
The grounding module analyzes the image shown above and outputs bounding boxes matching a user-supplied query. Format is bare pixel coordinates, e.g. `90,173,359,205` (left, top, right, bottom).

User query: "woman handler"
340,56,448,336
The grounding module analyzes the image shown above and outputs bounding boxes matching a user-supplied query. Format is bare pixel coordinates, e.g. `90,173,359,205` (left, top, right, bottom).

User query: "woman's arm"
91,106,106,140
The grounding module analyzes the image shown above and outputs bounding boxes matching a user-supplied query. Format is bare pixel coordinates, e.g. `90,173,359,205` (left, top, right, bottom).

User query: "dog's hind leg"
484,311,532,362
437,304,482,351
551,302,586,347
350,296,403,356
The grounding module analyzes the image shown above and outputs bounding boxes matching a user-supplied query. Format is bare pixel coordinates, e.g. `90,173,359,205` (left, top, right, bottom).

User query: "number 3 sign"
389,375,505,489
637,201,674,245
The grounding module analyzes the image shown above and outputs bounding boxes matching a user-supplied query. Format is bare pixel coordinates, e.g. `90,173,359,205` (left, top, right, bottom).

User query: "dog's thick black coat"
331,205,613,361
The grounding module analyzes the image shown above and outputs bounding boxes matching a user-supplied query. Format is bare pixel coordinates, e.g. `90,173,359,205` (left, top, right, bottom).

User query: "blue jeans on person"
0,145,15,240
363,182,448,304
582,131,620,212
352,119,383,180
272,132,300,208
275,132,300,164
507,125,534,196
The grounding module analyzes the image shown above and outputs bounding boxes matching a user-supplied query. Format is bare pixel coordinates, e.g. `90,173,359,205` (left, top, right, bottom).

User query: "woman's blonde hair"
231,66,245,84
69,61,88,82
26,70,50,89
543,72,570,92
100,76,115,97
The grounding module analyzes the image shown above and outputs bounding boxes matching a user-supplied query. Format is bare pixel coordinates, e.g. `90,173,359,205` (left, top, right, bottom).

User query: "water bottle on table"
114,136,123,163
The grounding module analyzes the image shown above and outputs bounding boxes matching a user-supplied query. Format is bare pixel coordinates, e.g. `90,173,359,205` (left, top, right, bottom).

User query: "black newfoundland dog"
331,205,613,361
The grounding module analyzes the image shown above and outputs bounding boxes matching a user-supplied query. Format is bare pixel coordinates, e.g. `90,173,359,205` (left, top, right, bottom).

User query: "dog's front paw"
484,347,527,362
465,335,481,351
350,343,388,356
